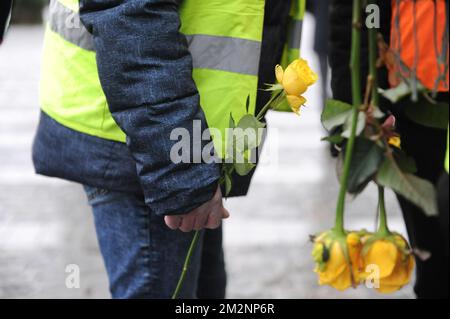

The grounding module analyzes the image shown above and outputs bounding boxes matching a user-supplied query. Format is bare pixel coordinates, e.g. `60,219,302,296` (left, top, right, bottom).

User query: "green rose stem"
377,186,391,236
334,0,362,235
368,5,379,108
171,230,200,299
172,88,284,299
171,81,283,300
256,90,285,121
172,87,278,298
368,10,391,239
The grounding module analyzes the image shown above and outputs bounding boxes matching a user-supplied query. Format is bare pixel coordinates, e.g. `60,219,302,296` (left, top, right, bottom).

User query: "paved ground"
0,17,414,299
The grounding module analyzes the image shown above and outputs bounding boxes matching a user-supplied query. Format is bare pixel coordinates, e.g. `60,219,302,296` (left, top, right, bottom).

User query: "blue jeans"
83,186,226,299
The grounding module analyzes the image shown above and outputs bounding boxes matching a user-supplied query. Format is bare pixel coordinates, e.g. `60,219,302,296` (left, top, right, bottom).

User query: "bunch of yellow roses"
272,58,415,294
312,228,415,293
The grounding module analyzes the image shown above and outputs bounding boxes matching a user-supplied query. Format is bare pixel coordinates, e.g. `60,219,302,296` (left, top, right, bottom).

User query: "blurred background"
0,1,414,298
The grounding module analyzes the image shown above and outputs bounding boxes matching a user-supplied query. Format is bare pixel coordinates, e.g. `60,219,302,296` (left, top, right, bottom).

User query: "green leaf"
379,80,425,103
371,106,385,119
321,134,344,144
234,114,266,151
321,99,353,131
221,163,234,196
379,81,411,103
245,95,250,114
347,138,384,194
341,111,366,138
263,83,284,91
393,149,417,174
404,97,449,130
376,157,438,216
272,98,292,112
229,113,235,128
234,161,256,176
237,114,266,130
224,172,232,196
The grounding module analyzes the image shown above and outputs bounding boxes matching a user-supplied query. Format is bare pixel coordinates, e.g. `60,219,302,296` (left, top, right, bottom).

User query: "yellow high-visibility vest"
40,0,305,150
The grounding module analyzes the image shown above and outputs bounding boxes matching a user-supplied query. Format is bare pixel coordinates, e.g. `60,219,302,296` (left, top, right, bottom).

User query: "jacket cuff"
148,168,220,216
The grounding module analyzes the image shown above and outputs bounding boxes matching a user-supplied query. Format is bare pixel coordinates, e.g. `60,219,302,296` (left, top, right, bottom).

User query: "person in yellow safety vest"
32,0,305,298
329,0,449,298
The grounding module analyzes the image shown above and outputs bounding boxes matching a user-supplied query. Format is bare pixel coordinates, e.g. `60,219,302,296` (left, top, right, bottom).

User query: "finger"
222,207,230,219
205,211,222,229
212,205,230,219
165,215,182,230
193,212,208,231
179,214,196,233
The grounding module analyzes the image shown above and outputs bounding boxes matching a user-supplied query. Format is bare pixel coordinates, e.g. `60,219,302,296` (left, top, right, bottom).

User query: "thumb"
222,207,230,219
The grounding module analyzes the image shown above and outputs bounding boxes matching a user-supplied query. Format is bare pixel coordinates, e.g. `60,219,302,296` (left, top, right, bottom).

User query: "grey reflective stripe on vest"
48,0,260,76
48,0,94,51
288,19,303,49
185,35,260,76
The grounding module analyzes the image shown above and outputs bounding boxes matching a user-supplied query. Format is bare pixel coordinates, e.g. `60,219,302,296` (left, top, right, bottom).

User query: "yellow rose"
347,232,364,283
275,59,318,114
362,234,415,293
312,231,362,291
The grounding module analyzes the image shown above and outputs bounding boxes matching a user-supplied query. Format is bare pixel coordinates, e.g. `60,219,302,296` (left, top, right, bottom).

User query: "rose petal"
318,242,348,283
282,65,308,96
364,240,398,278
295,58,319,86
381,254,414,287
275,65,284,84
329,270,353,291
286,95,306,114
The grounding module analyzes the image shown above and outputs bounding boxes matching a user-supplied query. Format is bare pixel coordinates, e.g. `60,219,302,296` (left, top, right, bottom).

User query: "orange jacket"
389,0,449,92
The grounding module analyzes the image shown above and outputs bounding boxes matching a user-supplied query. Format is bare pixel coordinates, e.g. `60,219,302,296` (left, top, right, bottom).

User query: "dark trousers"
83,185,226,299
393,103,449,299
